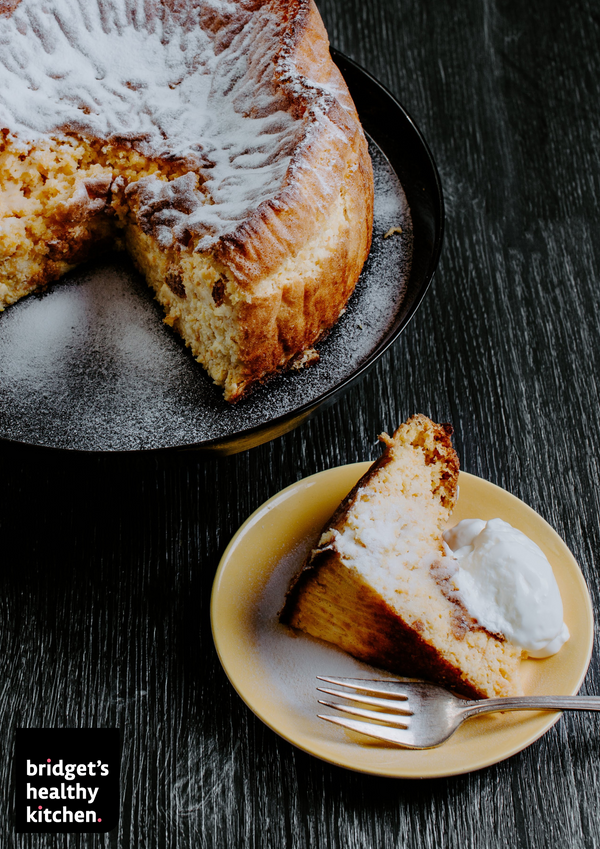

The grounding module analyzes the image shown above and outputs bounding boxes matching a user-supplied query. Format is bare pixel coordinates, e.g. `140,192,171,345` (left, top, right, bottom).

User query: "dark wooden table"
3,0,600,846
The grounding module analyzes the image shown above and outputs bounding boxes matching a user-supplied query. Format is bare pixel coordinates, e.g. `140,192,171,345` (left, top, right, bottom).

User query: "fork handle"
461,696,600,718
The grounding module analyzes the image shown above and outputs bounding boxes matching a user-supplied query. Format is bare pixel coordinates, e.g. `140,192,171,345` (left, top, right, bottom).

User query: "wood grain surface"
2,0,600,846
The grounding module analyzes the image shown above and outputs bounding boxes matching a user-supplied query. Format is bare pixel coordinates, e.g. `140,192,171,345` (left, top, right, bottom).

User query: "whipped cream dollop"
443,518,569,658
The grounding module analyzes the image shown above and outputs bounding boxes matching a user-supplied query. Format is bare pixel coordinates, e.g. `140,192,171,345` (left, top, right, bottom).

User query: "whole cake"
0,0,373,401
281,415,524,699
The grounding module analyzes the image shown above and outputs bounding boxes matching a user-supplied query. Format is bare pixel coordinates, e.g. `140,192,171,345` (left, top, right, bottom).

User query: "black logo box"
15,729,120,834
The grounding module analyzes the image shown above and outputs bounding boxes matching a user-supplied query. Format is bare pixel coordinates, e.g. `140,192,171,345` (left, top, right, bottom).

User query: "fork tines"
316,676,414,702
317,676,417,746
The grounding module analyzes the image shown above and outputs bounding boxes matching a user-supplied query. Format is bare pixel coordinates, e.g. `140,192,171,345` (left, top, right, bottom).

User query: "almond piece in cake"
281,415,524,699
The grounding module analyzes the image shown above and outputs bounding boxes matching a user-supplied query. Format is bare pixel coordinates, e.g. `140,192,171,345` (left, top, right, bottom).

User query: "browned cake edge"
214,0,374,290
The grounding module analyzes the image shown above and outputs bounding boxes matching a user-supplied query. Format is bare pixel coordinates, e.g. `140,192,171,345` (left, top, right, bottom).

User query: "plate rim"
211,464,594,778
0,51,444,455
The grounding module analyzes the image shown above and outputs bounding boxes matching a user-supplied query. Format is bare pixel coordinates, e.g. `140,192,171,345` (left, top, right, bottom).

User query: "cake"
0,0,373,401
281,415,524,699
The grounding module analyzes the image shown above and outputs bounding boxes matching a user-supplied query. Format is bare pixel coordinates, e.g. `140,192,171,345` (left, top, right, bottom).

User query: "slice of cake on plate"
281,415,524,699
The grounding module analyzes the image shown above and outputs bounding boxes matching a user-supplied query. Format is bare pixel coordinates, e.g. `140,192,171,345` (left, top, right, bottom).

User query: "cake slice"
281,415,523,698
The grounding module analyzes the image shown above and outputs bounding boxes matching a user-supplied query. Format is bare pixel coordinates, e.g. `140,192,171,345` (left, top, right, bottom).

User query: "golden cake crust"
212,0,373,287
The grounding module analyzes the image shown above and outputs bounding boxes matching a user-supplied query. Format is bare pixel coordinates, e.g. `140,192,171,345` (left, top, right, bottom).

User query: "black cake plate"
0,52,444,455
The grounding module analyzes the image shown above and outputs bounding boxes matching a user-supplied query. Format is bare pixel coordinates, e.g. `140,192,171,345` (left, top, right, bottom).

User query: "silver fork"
317,676,600,749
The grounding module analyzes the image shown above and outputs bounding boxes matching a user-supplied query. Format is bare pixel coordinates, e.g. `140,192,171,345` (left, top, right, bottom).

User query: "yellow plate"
210,464,594,778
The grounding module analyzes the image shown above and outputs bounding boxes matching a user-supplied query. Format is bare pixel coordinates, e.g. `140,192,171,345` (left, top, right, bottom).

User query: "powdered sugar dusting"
0,0,332,246
0,139,413,451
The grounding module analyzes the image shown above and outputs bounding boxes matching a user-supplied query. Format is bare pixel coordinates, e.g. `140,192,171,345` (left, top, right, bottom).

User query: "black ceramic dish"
0,52,443,455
